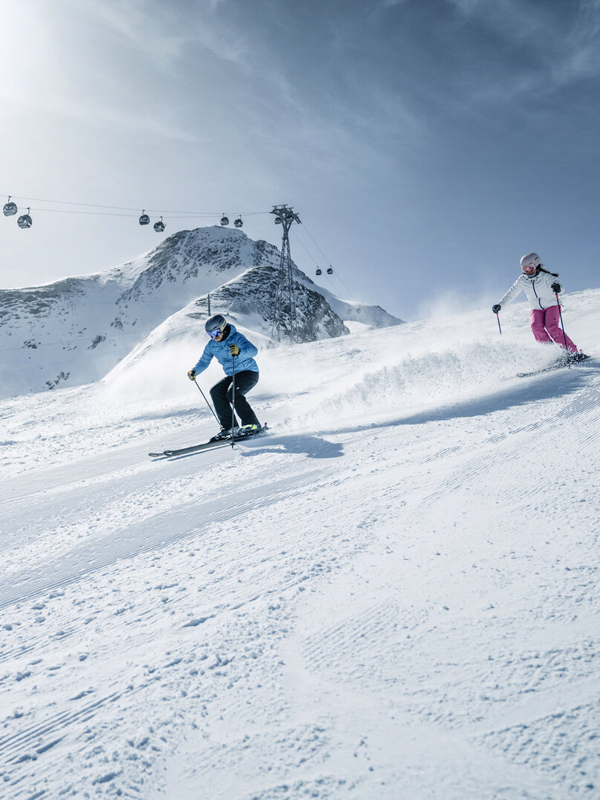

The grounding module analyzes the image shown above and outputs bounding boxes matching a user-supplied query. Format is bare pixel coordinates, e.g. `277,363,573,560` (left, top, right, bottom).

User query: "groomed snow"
1,291,599,799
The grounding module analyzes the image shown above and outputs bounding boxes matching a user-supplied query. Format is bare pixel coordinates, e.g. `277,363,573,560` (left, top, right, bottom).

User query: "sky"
1,0,599,321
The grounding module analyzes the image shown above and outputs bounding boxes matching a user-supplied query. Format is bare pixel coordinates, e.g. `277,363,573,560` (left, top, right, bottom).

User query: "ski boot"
236,424,263,438
210,427,235,442
569,351,590,363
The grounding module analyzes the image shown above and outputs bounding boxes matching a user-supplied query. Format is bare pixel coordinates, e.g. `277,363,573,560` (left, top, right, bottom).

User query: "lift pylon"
270,205,301,343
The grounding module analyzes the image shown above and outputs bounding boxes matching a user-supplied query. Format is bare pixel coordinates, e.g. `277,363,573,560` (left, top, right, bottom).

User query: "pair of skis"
149,424,268,459
517,353,591,378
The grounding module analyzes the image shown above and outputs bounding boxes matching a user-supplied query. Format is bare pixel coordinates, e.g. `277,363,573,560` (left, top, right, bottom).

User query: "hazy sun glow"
1,0,600,314
0,3,55,107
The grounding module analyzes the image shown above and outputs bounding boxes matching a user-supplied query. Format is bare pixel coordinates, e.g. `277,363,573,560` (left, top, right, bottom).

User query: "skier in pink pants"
492,252,586,360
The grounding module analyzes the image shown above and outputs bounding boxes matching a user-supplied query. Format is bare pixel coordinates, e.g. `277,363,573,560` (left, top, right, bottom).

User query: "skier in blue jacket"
188,314,262,438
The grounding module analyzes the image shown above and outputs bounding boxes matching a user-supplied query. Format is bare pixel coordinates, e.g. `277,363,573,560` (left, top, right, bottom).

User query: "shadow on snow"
241,434,344,460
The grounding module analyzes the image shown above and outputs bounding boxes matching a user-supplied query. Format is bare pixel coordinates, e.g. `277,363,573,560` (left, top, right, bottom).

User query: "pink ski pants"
530,305,577,353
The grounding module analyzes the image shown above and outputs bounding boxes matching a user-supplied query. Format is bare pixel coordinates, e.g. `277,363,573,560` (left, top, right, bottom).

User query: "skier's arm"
232,333,258,359
192,342,214,375
498,276,524,308
548,276,564,294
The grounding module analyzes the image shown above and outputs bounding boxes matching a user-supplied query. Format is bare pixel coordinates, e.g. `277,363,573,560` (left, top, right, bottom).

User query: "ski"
149,441,231,458
517,353,590,378
149,425,268,459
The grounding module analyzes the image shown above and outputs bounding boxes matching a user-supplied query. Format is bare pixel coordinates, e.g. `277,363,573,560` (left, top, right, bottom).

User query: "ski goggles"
208,329,223,339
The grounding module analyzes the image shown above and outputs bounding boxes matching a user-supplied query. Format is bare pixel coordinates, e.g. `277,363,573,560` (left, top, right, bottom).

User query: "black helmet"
205,314,227,335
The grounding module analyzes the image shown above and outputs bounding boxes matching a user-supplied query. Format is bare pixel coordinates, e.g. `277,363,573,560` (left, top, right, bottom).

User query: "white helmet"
520,252,541,273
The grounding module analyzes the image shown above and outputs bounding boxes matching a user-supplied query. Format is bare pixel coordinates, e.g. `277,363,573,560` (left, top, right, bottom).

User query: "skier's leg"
226,371,260,426
530,309,553,344
210,376,234,428
543,306,578,353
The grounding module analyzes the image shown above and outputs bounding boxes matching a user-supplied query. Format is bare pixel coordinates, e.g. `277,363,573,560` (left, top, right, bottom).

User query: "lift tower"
270,205,301,343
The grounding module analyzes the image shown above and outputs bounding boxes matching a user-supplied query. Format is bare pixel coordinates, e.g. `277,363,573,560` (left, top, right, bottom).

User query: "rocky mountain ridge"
0,226,403,398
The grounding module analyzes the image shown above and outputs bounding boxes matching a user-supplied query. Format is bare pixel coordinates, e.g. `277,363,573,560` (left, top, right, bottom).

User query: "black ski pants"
210,370,260,429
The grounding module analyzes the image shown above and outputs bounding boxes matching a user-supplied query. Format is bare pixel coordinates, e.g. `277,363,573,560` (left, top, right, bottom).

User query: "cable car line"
291,226,355,300
3,191,358,306
300,221,333,267
1,190,269,217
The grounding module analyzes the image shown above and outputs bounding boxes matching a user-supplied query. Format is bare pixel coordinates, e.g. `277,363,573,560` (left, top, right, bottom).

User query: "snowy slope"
1,289,599,800
0,227,402,399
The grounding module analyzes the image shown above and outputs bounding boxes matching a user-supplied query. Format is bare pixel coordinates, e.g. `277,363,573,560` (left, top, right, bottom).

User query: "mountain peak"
0,226,402,398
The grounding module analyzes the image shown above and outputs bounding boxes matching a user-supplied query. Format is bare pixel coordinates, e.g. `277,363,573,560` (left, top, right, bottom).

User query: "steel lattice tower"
270,205,301,343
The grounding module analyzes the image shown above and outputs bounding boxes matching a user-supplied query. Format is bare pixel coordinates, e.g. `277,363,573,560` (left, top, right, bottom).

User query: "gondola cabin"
17,209,33,229
3,197,18,217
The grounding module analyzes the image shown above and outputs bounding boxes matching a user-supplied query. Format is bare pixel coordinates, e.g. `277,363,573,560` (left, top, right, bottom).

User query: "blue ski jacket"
192,324,259,377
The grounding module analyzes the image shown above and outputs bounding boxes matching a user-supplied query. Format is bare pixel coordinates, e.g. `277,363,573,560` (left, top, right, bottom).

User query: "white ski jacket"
499,270,564,311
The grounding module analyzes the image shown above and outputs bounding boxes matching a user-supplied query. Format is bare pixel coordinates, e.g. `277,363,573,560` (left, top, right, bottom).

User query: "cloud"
559,0,600,80
377,0,409,8
70,0,188,67
442,0,600,101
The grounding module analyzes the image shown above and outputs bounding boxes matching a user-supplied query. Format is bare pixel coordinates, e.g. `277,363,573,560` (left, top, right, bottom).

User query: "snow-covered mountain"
0,227,402,399
1,288,598,799
103,263,358,391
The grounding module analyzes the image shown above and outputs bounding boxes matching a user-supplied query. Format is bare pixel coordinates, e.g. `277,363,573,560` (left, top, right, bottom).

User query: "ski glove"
187,369,196,380
229,344,240,356
492,304,501,314
551,283,561,294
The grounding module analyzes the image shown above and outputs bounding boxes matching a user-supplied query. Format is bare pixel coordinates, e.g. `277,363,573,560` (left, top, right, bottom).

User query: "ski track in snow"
1,295,600,799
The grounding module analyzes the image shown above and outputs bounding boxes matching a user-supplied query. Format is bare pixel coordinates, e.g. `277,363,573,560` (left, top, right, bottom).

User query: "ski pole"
230,354,237,445
555,292,569,356
192,378,221,426
496,313,502,336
